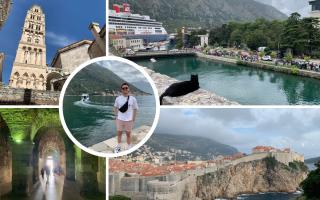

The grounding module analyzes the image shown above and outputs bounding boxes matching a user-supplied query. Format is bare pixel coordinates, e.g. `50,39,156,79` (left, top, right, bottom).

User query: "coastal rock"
143,67,239,105
195,159,308,199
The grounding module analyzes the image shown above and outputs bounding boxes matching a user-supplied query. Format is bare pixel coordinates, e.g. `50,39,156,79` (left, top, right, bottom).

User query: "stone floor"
89,125,151,153
2,175,84,200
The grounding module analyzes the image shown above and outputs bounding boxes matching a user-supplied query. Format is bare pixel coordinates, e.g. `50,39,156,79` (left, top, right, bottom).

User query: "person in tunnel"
113,82,138,153
41,167,45,180
45,165,50,184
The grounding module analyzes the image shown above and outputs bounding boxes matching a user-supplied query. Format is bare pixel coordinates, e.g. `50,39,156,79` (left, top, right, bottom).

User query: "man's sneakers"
114,145,121,153
114,144,133,153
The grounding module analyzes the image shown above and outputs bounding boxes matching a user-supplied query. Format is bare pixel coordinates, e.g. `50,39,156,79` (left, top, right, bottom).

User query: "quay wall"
196,52,320,80
0,87,59,105
125,52,195,60
143,67,238,105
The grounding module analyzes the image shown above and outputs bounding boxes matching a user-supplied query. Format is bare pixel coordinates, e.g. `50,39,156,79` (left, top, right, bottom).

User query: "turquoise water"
237,192,301,200
136,57,320,105
63,95,156,146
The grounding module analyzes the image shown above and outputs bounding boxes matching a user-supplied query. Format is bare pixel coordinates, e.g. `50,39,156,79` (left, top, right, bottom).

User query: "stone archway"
46,72,63,91
0,115,12,196
32,128,67,183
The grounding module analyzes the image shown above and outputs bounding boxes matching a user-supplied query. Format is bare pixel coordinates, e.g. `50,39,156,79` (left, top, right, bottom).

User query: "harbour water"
237,192,302,200
63,95,156,146
137,56,320,105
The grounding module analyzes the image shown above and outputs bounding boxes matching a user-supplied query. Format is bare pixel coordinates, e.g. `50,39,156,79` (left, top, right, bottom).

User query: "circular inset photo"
59,56,160,157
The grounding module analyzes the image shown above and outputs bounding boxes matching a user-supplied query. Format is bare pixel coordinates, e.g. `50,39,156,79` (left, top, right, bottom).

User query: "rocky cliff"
194,157,308,199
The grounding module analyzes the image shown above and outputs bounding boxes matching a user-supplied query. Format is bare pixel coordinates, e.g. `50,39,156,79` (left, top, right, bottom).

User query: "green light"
14,139,22,144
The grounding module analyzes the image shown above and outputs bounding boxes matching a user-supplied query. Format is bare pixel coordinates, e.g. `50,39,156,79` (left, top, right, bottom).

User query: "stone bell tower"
9,5,46,90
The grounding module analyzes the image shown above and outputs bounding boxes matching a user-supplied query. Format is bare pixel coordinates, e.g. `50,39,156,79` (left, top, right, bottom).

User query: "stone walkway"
143,67,239,105
89,125,151,153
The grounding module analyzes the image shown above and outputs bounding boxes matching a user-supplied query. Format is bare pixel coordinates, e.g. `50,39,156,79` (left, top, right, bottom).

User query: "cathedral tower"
9,5,46,90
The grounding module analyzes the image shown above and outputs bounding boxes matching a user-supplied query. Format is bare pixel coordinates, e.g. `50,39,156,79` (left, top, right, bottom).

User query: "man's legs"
117,130,122,144
125,131,131,145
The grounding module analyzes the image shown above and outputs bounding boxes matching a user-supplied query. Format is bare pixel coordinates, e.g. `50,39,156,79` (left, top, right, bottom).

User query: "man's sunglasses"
122,87,129,90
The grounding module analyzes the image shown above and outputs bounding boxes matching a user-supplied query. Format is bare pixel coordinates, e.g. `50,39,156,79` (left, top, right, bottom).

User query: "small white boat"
81,93,90,102
150,58,157,63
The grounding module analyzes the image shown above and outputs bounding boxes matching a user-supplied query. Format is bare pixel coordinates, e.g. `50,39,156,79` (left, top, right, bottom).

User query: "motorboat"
81,93,90,102
150,58,157,63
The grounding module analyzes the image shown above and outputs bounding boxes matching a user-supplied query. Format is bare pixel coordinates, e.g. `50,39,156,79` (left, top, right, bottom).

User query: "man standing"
114,83,138,153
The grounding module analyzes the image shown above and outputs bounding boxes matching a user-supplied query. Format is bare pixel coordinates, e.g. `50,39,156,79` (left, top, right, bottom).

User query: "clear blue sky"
0,0,105,84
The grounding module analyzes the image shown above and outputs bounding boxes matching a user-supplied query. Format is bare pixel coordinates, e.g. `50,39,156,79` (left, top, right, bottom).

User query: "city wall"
231,152,304,166
110,151,304,199
0,87,59,105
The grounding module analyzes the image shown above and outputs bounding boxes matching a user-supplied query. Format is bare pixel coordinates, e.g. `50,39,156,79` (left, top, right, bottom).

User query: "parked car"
262,55,272,61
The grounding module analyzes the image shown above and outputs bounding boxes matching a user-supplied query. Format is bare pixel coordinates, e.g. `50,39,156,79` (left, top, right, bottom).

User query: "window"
27,37,32,42
35,39,39,44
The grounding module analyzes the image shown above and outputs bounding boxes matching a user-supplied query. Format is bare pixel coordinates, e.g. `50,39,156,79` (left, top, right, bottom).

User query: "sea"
235,192,302,200
62,95,156,146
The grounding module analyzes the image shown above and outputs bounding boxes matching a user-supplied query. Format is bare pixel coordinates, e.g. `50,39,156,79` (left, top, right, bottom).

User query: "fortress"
109,146,304,200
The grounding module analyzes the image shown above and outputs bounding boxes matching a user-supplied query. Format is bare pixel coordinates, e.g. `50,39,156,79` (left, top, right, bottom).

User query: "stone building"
0,0,12,30
310,0,320,18
49,22,106,91
9,5,47,90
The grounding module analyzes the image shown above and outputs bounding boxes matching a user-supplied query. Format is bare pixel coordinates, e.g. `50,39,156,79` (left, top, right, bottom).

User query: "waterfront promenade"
124,50,195,60
196,52,320,80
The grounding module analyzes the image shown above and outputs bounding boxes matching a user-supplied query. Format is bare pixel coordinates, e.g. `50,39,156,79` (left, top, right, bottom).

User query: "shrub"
110,195,131,200
263,156,278,171
291,66,299,75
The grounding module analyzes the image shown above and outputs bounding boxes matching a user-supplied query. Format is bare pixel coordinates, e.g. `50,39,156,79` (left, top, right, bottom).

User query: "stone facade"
9,5,47,90
51,40,92,74
0,0,11,30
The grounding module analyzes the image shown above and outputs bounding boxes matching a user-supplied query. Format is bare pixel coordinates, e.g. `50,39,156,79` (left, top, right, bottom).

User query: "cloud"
256,0,311,17
98,60,148,83
155,108,320,158
46,31,76,47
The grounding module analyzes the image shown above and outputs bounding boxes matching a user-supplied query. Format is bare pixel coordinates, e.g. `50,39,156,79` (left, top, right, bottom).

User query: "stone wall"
231,152,304,166
143,67,238,105
0,87,59,105
58,44,91,74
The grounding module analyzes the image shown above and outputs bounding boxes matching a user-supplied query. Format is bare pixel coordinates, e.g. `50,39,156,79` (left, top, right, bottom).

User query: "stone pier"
143,67,238,105
89,125,151,153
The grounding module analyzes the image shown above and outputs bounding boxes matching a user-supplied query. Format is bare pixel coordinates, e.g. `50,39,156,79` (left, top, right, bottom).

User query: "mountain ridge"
110,0,287,32
65,63,148,95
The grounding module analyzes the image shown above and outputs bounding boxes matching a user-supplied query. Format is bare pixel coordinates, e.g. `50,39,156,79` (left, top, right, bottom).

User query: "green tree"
284,52,293,64
176,28,184,49
300,161,320,199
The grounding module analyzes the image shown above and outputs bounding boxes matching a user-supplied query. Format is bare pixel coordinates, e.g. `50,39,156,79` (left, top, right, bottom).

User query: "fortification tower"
310,0,320,18
9,5,46,90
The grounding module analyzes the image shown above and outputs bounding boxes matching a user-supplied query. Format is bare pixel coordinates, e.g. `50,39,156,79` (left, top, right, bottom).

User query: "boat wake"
74,100,113,110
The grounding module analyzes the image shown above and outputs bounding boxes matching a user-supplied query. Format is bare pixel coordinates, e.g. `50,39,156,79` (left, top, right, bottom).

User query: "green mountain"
144,133,239,160
305,157,320,164
110,0,287,32
65,63,146,95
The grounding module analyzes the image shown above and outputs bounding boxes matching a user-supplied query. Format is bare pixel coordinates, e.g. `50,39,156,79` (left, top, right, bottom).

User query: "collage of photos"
1,0,320,200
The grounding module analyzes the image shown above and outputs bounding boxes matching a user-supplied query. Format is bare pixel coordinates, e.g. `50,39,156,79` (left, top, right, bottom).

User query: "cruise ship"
109,3,168,43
